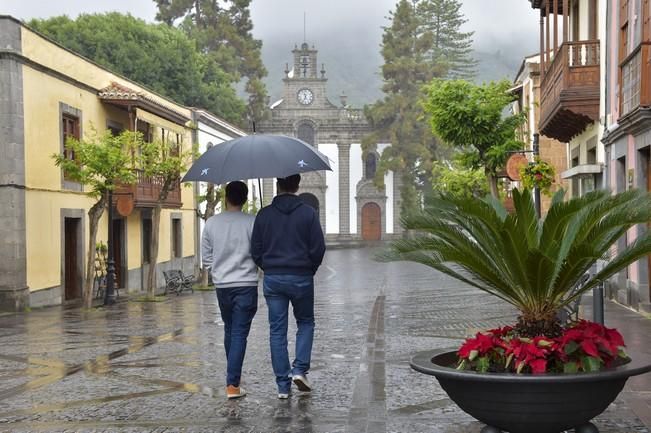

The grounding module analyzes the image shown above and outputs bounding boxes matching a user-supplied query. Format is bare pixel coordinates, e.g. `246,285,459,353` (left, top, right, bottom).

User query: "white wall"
350,143,363,234
321,143,340,234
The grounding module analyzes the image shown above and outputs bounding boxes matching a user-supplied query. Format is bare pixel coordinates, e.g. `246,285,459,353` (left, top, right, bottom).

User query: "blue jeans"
216,286,258,387
263,274,315,393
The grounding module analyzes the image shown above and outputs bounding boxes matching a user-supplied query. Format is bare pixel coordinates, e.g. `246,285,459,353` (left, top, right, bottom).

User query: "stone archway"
361,202,381,241
299,193,320,214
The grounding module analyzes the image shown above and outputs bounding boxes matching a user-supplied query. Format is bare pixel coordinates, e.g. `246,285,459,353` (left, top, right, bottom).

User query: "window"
587,148,597,164
137,120,152,143
142,217,152,263
588,0,598,40
297,122,315,146
62,114,80,161
365,153,377,180
172,218,182,258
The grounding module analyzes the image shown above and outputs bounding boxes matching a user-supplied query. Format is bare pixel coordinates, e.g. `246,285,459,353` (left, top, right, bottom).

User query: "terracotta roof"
98,82,189,125
98,82,141,100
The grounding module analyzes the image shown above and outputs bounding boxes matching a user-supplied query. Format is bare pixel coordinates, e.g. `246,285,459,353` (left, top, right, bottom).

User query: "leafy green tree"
154,0,268,125
363,0,443,213
138,138,195,297
423,79,524,198
383,188,651,337
30,13,246,125
431,160,488,199
52,130,141,308
417,0,477,79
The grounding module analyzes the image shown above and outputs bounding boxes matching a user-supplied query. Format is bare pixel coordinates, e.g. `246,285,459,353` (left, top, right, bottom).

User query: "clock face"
297,88,314,105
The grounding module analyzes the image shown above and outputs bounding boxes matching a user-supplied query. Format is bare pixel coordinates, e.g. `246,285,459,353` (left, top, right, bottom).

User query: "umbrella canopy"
182,134,332,184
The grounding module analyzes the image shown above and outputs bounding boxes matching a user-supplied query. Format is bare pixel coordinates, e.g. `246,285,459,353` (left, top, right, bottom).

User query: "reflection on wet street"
0,248,647,432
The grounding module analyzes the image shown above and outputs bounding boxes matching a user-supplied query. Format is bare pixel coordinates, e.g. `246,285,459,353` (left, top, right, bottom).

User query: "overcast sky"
1,0,538,52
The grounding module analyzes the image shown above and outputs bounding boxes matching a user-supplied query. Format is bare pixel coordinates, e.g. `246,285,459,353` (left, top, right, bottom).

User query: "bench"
163,270,195,296
557,272,591,324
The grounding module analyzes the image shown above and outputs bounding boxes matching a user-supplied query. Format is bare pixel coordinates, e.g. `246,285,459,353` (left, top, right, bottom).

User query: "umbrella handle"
258,178,263,210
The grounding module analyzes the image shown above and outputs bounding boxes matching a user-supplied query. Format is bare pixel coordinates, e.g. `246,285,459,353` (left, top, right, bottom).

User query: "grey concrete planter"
411,349,651,433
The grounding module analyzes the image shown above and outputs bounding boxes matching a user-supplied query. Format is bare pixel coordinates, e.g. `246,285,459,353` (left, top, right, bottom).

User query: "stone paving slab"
0,248,649,432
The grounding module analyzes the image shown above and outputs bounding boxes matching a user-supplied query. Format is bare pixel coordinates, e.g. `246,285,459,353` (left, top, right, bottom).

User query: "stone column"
0,18,29,311
337,143,351,237
262,178,274,206
393,174,403,236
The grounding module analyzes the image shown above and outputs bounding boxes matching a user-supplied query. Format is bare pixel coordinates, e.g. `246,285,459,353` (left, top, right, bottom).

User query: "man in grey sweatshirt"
201,181,258,399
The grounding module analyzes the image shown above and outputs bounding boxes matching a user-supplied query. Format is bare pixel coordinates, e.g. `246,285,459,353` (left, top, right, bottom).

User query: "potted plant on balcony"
382,188,651,433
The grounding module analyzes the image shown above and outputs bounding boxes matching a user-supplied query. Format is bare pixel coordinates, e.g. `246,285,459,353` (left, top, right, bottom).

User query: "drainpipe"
191,110,200,277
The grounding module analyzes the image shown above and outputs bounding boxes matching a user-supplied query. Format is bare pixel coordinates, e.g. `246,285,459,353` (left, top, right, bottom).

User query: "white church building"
258,43,402,242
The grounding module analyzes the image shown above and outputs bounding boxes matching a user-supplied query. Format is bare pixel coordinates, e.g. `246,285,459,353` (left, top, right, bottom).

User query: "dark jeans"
216,285,258,387
263,274,315,393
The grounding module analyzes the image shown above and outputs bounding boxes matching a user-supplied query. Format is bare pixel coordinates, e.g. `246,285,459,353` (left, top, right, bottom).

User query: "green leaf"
582,356,603,372
564,341,579,355
477,356,490,373
563,362,579,373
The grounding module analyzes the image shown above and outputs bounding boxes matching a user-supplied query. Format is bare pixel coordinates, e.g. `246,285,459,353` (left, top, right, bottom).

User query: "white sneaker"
278,392,290,399
292,374,312,392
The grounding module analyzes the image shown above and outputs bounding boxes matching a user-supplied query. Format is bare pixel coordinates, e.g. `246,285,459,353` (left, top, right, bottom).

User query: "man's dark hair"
277,174,301,193
225,181,248,207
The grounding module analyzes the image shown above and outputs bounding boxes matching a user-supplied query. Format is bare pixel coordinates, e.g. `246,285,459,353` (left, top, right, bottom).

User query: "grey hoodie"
201,211,258,288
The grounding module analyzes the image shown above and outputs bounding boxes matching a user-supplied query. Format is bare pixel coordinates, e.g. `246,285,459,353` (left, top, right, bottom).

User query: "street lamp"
532,133,541,218
104,188,116,305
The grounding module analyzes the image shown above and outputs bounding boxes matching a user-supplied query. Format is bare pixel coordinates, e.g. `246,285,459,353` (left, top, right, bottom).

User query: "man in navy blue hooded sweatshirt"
251,174,326,399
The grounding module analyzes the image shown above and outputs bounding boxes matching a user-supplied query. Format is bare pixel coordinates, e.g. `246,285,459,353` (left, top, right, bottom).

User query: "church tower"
258,42,402,242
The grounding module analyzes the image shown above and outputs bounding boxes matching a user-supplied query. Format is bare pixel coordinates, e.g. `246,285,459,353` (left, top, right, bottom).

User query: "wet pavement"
0,247,649,433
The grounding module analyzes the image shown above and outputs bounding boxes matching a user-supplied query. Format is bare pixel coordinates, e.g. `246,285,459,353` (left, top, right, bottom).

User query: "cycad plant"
383,188,651,337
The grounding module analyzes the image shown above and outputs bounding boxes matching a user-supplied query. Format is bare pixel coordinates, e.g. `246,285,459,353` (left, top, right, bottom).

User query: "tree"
423,79,525,198
139,137,195,297
364,0,478,213
417,0,477,79
431,160,488,199
383,188,651,337
30,13,246,126
363,0,443,214
52,130,141,309
154,0,268,125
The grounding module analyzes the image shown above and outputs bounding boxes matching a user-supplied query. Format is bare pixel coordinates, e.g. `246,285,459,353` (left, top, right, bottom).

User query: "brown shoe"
226,385,246,399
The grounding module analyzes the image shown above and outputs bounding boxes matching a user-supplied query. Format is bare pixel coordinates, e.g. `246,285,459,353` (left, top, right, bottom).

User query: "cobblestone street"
0,248,649,433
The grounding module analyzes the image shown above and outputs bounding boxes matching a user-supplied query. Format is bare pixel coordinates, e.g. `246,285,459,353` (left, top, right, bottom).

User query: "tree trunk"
199,183,219,288
83,195,107,309
486,169,499,199
146,204,162,297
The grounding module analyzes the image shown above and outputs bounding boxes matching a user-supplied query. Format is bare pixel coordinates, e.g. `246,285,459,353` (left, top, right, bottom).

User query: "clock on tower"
297,88,314,105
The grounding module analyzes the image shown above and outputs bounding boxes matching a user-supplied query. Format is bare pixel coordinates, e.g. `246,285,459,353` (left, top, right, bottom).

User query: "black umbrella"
182,134,332,185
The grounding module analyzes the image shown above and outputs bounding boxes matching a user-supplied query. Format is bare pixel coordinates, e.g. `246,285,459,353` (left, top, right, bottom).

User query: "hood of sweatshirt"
271,194,303,214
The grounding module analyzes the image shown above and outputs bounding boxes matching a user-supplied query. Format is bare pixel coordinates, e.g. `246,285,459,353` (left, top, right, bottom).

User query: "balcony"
114,170,182,210
539,40,600,143
621,43,651,118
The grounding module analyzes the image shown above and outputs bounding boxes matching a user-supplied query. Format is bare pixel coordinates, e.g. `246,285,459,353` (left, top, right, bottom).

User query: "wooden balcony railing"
620,43,651,117
115,169,182,210
539,40,601,142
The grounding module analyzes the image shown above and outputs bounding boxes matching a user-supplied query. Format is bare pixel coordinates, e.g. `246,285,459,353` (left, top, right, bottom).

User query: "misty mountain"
260,39,530,109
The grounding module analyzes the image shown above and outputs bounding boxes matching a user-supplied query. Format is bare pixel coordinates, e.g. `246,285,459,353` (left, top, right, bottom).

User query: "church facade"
258,43,402,242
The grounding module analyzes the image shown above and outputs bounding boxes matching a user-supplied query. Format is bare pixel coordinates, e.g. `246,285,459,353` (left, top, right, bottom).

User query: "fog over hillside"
253,1,538,108
3,0,540,108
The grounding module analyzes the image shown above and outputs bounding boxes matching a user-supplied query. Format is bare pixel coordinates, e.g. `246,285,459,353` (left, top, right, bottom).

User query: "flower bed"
457,320,628,374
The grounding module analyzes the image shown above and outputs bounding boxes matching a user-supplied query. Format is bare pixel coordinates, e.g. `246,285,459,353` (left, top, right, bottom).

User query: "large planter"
411,349,651,433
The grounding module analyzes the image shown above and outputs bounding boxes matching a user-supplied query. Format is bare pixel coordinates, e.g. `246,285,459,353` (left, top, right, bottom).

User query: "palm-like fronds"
381,189,651,321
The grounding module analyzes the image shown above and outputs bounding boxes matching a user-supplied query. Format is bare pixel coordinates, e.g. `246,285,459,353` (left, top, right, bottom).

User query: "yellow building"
0,16,199,311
